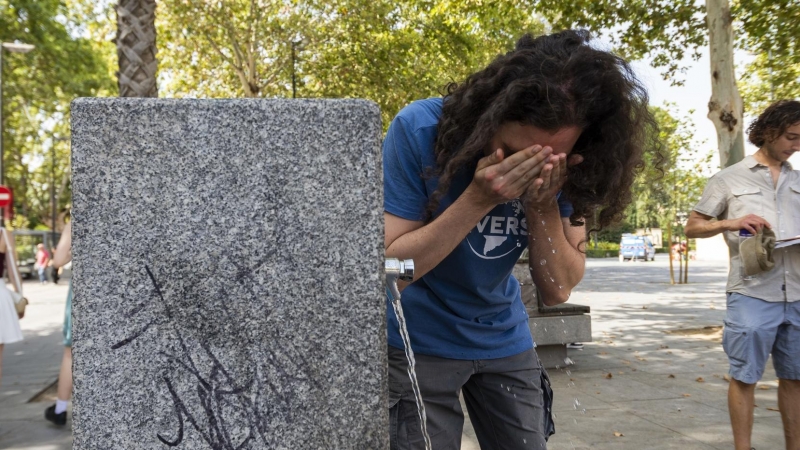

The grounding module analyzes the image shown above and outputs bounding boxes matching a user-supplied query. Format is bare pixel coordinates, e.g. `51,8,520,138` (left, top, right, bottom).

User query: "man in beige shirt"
686,100,800,450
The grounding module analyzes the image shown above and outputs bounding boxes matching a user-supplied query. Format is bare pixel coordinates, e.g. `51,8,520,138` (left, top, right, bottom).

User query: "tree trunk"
116,0,158,97
706,0,744,168
683,237,689,284
667,222,675,284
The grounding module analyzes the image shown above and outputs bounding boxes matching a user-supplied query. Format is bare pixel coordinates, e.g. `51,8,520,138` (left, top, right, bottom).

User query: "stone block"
70,99,387,449
530,315,592,346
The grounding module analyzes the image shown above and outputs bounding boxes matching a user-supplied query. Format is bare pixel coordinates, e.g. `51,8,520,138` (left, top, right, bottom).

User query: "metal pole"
1,48,5,227
50,141,56,248
0,42,35,228
1,47,5,187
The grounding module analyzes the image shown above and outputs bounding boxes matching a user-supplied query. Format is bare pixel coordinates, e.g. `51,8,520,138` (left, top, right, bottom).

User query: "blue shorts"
723,292,800,384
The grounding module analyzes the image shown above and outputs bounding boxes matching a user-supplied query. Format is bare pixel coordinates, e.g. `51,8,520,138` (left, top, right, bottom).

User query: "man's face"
764,122,800,163
487,122,582,158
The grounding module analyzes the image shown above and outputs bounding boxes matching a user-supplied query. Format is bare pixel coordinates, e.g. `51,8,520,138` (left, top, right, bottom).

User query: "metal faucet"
385,258,414,301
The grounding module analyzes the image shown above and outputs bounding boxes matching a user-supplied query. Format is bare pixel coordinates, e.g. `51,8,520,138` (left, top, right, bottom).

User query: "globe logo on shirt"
465,200,528,260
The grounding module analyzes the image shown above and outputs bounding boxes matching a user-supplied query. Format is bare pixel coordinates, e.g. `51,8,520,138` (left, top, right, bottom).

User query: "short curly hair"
427,30,662,231
747,100,800,147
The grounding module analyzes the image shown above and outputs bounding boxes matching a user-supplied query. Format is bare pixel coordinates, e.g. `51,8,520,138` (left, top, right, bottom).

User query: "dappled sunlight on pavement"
539,256,783,450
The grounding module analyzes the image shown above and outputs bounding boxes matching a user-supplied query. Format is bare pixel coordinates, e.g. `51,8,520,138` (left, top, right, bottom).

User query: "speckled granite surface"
70,99,387,449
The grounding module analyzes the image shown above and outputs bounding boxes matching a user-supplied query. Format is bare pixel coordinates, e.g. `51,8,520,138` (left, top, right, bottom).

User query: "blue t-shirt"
384,98,574,360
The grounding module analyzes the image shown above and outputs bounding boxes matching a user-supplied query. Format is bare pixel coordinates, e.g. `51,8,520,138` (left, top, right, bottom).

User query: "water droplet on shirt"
552,249,557,254
559,285,563,289
540,259,547,266
523,439,527,444
541,220,546,225
548,237,552,242
517,242,522,247
550,277,555,282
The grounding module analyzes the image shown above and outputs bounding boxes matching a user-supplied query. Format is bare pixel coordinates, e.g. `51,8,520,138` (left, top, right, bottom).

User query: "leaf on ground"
636,357,647,361
642,306,648,309
758,385,770,390
767,407,780,412
605,373,613,379
668,374,676,378
621,360,631,364
613,431,624,437
599,352,608,355
723,374,731,382
667,351,673,354
659,345,669,349
682,393,691,397
696,377,705,382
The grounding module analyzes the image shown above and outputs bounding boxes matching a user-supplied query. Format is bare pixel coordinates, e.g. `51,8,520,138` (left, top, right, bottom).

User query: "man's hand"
468,144,553,207
727,214,771,234
521,151,584,209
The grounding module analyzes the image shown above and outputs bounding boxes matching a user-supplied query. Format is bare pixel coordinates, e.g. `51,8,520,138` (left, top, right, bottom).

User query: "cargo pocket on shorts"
389,381,402,449
389,380,421,450
540,368,556,440
722,320,751,379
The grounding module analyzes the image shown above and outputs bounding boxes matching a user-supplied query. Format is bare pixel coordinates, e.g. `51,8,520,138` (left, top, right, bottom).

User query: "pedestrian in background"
685,99,800,450
0,229,25,390
44,222,73,426
34,243,50,284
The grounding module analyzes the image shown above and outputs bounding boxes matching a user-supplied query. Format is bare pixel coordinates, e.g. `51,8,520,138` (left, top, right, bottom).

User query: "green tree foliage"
626,105,712,282
1,0,115,229
536,0,799,168
735,0,799,111
535,0,707,83
739,53,800,114
157,0,546,126
629,107,709,228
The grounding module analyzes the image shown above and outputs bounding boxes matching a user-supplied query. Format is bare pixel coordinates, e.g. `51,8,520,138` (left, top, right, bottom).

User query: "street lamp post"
0,42,35,225
1,43,35,181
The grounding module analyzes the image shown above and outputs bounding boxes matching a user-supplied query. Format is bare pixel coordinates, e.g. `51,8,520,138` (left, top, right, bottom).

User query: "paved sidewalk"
1,257,788,449
461,256,786,450
0,279,72,450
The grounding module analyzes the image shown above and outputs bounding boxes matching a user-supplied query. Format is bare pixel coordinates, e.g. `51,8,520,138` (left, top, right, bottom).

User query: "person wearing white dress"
0,230,24,389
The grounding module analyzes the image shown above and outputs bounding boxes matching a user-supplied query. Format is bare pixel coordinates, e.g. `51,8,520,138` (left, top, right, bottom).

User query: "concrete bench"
513,264,592,368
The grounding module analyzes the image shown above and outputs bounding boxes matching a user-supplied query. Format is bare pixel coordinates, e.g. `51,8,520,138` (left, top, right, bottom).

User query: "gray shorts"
388,345,554,450
723,292,800,384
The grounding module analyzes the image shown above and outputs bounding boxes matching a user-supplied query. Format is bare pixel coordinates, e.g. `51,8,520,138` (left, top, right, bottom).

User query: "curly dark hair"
427,30,661,231
747,100,800,147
